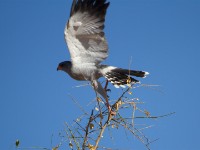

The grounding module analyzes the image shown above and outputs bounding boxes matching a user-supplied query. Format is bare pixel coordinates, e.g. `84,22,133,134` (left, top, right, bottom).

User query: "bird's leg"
104,80,109,90
104,79,111,92
103,80,111,112
92,80,115,116
103,80,116,115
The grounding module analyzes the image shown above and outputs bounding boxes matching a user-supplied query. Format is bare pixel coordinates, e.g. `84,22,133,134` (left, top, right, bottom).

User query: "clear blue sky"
1,0,200,149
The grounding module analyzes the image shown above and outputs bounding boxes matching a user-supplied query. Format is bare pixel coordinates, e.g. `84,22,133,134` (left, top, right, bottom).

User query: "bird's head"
57,61,72,72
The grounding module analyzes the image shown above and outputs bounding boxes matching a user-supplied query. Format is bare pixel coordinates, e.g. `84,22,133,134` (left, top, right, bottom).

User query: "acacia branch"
82,110,94,149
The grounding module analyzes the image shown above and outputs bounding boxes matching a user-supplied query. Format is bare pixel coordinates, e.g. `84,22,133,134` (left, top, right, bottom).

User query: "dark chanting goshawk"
57,0,149,101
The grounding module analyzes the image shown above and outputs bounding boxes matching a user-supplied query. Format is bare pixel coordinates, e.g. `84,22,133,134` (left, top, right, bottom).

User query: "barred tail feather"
100,65,149,88
104,71,140,88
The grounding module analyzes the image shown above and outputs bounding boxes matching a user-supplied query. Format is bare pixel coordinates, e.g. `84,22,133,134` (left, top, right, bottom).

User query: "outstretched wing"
65,0,110,65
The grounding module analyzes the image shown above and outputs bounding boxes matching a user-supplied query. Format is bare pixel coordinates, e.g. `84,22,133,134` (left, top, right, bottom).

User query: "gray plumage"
57,0,149,100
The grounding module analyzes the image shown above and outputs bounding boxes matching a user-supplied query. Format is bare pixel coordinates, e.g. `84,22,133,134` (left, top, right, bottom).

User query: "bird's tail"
100,66,149,88
113,68,149,78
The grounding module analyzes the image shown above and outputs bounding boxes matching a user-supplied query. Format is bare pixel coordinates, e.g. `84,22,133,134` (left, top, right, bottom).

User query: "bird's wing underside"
65,0,110,65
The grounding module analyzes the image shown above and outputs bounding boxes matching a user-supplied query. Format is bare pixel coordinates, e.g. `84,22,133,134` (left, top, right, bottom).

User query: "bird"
57,0,149,102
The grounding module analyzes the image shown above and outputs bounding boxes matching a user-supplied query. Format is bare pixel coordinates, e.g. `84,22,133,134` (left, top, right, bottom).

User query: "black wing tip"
70,0,110,17
70,0,77,17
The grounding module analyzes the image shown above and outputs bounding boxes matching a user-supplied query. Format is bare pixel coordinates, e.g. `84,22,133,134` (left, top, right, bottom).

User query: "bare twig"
65,122,81,150
82,110,94,149
93,117,111,150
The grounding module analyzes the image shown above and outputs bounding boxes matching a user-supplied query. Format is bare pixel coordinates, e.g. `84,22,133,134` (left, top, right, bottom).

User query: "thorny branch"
82,110,94,149
24,83,172,150
15,82,174,150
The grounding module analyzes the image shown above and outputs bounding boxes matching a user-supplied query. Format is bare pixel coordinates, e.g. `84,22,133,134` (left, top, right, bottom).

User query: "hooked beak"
57,65,62,71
